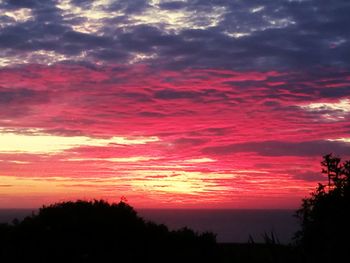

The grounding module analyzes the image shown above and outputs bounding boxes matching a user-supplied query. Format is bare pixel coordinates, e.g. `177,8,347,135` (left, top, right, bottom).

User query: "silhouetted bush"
295,154,350,263
0,200,216,263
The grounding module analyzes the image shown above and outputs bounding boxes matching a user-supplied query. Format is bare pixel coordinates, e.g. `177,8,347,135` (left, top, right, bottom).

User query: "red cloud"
0,65,349,208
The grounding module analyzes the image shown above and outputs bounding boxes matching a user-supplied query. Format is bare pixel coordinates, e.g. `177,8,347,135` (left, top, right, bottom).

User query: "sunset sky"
0,0,350,209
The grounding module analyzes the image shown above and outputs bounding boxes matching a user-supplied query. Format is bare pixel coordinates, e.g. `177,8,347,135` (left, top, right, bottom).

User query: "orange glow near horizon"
1,0,350,210
0,66,349,209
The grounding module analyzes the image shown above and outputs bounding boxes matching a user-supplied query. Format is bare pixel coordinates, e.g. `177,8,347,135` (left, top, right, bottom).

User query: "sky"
0,0,350,209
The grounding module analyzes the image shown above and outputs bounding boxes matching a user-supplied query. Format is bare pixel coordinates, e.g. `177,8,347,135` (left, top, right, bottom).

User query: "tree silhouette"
295,154,350,263
321,153,342,190
0,200,216,263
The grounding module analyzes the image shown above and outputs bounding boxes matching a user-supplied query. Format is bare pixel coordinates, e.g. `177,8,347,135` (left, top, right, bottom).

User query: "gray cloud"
203,140,350,157
174,137,208,146
0,0,349,70
106,0,150,14
293,170,326,182
154,89,198,100
2,0,42,9
0,88,49,105
159,1,187,10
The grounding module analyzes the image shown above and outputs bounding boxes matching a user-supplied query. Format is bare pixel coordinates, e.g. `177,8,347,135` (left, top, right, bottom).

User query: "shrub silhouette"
295,154,350,263
0,200,216,263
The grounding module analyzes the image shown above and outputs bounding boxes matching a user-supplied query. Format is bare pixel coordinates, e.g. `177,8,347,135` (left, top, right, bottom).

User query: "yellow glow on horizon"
0,129,159,154
131,174,205,195
129,170,232,195
0,176,83,196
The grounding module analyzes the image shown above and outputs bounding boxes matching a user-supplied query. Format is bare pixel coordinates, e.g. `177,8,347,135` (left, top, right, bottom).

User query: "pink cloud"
0,65,349,208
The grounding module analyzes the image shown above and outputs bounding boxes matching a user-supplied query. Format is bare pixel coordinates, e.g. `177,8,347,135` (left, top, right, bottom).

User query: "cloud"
0,87,49,105
0,65,348,140
299,99,350,121
293,170,326,182
0,129,159,154
1,0,42,9
107,0,150,14
154,89,199,100
203,140,350,157
0,87,51,119
159,1,187,10
0,0,350,70
67,156,158,163
1,0,350,209
301,99,350,112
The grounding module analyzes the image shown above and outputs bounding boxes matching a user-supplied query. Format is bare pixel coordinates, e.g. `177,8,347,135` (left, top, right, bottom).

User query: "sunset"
1,1,350,261
1,0,349,210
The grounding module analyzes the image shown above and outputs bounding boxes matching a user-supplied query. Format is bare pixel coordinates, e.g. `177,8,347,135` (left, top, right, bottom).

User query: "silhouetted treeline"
0,200,216,263
0,199,301,263
1,154,349,263
295,154,350,263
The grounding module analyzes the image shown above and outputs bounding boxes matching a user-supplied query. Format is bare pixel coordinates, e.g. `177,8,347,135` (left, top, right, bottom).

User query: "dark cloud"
159,1,187,10
319,86,350,98
0,88,49,105
91,48,128,61
0,87,50,119
70,0,93,8
139,111,166,118
293,170,326,182
203,140,350,157
174,137,208,146
263,100,281,107
118,25,181,53
201,127,233,136
180,0,350,70
108,0,150,14
0,0,349,70
119,92,153,102
62,31,111,47
1,0,42,9
154,89,198,100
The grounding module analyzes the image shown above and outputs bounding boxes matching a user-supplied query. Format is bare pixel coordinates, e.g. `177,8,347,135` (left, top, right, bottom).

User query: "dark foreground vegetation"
294,154,350,263
0,154,349,263
0,200,216,263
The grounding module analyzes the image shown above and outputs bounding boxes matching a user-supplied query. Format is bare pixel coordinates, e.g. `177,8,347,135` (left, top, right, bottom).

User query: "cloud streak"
0,0,349,208
203,140,350,157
